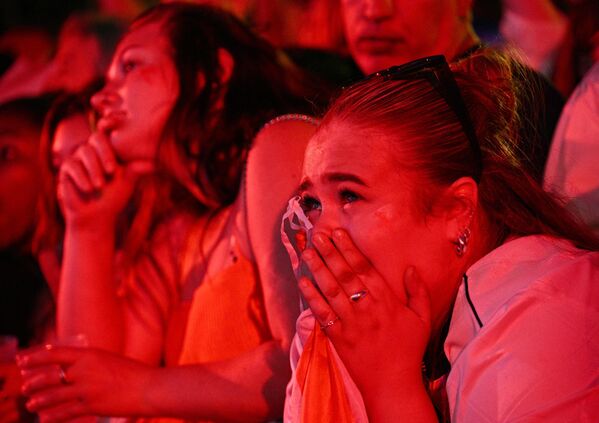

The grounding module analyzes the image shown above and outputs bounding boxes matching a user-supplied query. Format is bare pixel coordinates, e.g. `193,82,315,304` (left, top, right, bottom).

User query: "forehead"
115,21,172,56
303,121,401,180
342,0,458,17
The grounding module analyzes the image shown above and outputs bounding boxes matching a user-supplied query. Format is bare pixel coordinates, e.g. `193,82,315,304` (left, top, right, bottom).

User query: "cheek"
345,204,409,285
117,84,175,158
141,66,179,112
130,80,171,115
0,166,39,214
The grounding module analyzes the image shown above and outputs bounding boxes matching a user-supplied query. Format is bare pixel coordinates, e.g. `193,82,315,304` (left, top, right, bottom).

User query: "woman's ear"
196,72,206,93
440,176,478,244
194,48,235,93
216,48,234,86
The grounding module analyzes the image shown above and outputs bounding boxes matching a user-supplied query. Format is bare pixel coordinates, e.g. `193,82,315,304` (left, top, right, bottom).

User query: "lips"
97,110,126,133
355,36,401,54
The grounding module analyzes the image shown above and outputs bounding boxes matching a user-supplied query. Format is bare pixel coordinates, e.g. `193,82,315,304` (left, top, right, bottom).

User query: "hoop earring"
455,227,471,257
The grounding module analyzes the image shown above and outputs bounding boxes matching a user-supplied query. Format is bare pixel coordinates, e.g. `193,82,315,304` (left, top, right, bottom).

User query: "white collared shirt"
446,235,599,422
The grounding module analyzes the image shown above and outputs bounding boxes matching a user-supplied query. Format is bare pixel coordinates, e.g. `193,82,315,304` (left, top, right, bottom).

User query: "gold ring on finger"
349,289,368,302
320,316,340,331
58,366,69,385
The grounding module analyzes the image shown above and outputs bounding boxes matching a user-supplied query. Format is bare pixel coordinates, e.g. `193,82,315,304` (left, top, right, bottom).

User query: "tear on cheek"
373,204,395,223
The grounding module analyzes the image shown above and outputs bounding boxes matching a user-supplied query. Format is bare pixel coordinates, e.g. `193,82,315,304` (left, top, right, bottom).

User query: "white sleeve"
447,259,599,422
544,64,599,232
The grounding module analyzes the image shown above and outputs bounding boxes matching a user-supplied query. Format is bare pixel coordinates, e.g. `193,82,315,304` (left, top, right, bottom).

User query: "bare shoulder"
248,114,319,169
245,115,318,229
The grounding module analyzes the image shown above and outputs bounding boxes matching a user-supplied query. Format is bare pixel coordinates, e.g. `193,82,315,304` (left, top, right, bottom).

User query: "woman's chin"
109,130,159,164
110,134,138,162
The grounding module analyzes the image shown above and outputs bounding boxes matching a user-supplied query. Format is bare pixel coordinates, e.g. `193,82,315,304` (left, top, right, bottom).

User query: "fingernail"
313,233,326,246
15,354,25,366
333,229,344,240
26,398,39,411
22,382,31,394
45,344,53,351
302,249,315,260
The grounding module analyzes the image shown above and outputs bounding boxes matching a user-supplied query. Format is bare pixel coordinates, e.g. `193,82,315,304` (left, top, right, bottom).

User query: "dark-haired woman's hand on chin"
17,346,155,422
57,131,154,230
299,228,438,422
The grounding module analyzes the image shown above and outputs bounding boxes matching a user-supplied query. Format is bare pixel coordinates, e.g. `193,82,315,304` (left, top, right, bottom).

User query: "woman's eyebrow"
118,44,144,58
325,172,368,187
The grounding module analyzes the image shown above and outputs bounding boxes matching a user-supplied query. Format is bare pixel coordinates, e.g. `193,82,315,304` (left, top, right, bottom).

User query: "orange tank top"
178,251,272,365
136,249,272,423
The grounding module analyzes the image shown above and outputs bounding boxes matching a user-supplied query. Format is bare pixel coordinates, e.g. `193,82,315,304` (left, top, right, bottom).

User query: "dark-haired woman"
18,3,320,421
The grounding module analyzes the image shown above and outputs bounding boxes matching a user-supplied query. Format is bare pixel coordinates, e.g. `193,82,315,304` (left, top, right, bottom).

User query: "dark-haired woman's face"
91,22,179,163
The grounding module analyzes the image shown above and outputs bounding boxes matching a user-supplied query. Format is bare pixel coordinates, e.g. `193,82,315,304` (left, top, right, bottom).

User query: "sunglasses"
357,55,483,182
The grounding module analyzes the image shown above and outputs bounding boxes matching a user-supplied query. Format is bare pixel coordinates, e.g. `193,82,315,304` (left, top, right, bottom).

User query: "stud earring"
455,227,471,257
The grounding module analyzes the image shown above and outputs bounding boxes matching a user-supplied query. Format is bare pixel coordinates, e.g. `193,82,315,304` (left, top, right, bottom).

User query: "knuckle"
314,310,329,323
336,270,355,285
306,256,324,272
351,258,371,276
75,144,91,159
321,284,342,299
58,168,70,182
88,132,101,146
60,158,77,173
301,284,318,301
318,243,333,257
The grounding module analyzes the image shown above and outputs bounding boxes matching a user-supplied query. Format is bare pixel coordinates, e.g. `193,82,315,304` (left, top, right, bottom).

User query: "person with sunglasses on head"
283,48,599,422
340,0,564,182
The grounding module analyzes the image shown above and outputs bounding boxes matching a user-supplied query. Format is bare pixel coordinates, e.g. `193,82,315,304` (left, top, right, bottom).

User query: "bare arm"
19,341,287,421
144,341,290,421
56,133,162,363
245,118,318,351
58,220,122,351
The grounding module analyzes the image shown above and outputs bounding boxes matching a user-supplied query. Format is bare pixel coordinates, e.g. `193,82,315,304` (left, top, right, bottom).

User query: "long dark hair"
131,3,319,208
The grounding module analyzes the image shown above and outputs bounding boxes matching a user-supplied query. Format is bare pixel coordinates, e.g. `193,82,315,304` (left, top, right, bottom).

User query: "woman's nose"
362,0,395,21
311,208,339,239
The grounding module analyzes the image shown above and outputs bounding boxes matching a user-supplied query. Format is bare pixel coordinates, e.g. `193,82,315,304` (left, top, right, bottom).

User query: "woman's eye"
299,195,321,213
0,145,17,163
122,60,137,74
340,189,360,204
